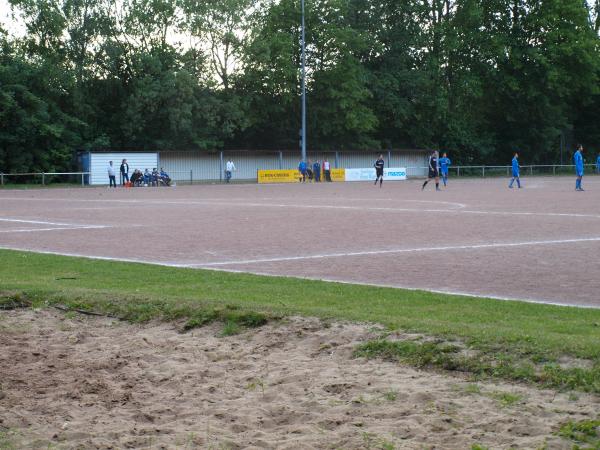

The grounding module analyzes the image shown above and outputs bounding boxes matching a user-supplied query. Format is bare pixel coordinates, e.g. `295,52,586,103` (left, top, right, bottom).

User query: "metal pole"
560,132,564,165
42,173,45,185
482,166,485,178
81,173,84,186
300,0,307,163
279,151,283,169
335,151,339,169
1,174,3,186
387,150,392,167
220,151,224,182
190,169,193,185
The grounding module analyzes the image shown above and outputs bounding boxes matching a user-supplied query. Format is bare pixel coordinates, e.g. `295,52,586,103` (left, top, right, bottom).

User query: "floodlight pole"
301,0,307,162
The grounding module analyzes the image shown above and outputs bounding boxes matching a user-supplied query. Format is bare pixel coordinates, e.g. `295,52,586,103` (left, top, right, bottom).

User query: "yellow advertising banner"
257,169,301,183
257,168,346,183
330,168,345,182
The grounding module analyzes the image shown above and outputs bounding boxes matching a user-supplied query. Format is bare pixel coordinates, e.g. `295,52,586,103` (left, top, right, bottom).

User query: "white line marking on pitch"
0,244,597,309
1,197,600,219
0,225,109,233
0,217,88,227
196,266,600,310
187,237,600,267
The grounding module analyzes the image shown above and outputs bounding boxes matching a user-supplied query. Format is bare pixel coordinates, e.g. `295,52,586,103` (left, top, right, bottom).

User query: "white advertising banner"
384,168,408,180
344,168,407,181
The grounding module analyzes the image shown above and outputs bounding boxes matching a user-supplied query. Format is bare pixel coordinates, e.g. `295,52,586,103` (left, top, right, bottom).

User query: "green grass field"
1,249,599,392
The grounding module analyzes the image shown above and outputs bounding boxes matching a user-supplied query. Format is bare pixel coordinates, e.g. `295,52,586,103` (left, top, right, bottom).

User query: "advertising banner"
258,168,346,183
257,169,301,183
344,168,407,181
329,168,345,182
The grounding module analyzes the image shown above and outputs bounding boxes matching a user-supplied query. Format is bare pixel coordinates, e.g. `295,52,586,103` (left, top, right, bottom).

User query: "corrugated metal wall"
90,153,158,185
158,150,428,182
159,151,221,181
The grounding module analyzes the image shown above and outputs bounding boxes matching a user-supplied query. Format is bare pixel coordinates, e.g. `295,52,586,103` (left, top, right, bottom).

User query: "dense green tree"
0,0,599,172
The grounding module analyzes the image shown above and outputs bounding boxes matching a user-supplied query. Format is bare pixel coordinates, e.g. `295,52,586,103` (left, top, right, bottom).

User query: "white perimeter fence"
0,164,598,187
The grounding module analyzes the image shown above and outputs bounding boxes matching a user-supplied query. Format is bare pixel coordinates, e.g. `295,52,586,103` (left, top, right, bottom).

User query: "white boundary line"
0,217,111,233
1,196,599,219
0,217,89,227
0,226,109,233
188,237,600,266
0,244,597,309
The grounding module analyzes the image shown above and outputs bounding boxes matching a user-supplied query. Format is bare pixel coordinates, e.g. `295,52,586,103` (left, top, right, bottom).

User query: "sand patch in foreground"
0,309,598,449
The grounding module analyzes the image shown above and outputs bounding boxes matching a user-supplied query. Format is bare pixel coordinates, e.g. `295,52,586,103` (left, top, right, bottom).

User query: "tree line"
1,0,599,173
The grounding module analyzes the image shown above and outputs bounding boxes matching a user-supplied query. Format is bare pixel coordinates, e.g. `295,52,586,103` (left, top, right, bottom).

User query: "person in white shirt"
225,159,236,183
107,161,116,188
323,159,331,182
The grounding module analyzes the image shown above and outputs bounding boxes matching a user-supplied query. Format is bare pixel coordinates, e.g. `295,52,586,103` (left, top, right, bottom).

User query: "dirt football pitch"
1,176,599,308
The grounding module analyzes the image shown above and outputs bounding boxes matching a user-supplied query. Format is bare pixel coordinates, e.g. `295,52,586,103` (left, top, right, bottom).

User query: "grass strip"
354,340,600,393
557,418,600,449
1,249,600,391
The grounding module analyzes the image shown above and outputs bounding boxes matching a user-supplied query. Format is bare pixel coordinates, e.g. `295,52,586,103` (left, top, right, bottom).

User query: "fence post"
0,174,3,186
387,150,391,167
530,166,533,176
553,165,556,175
81,173,84,186
190,169,193,185
335,151,339,169
219,151,224,182
42,173,45,185
482,166,485,178
279,151,283,169
457,167,460,177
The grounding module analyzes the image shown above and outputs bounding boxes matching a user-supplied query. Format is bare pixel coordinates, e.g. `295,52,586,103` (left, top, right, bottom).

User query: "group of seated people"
130,168,172,187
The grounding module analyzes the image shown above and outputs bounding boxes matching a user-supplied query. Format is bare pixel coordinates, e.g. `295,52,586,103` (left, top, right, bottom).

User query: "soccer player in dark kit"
374,154,384,187
422,150,440,191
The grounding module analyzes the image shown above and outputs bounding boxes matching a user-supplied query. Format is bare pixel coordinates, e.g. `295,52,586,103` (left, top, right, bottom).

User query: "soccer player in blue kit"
439,153,451,187
508,152,521,189
574,145,585,191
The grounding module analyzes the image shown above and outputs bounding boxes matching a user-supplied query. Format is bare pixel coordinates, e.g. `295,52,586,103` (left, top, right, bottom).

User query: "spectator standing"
323,159,331,182
120,159,129,185
225,159,236,183
107,161,116,188
298,160,307,182
313,160,321,182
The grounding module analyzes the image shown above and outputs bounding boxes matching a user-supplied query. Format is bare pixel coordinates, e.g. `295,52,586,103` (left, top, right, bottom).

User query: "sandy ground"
1,310,598,449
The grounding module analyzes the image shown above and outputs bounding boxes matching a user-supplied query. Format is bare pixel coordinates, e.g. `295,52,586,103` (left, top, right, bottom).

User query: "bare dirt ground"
1,309,598,449
1,177,600,307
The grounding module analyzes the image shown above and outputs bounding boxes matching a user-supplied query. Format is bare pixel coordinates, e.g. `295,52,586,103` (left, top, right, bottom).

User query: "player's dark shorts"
376,168,383,178
428,168,439,178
